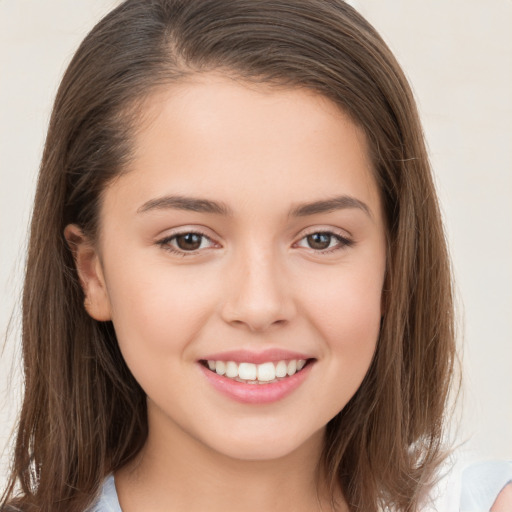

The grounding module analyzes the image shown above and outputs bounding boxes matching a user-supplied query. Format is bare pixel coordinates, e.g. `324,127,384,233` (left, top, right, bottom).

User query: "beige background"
1,0,511,490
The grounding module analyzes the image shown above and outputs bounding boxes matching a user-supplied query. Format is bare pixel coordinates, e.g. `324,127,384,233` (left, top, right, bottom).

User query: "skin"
491,483,512,512
66,74,387,512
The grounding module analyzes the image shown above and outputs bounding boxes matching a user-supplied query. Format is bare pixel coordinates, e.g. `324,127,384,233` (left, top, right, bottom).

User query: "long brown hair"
2,1,456,511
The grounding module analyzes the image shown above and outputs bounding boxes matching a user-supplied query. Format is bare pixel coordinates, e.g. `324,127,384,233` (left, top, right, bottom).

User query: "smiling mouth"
199,358,315,384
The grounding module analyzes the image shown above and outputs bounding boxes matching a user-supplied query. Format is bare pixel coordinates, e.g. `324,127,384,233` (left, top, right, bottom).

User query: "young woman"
0,1,465,510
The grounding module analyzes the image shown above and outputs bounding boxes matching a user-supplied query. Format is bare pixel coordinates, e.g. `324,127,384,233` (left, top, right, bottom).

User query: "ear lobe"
64,224,112,321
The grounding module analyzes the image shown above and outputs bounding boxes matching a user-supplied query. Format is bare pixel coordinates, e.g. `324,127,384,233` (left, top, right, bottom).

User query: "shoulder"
426,458,512,512
460,460,512,511
86,475,122,512
2,476,123,512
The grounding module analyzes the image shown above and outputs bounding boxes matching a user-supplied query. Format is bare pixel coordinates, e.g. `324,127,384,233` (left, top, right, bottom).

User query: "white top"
87,475,122,512
87,460,512,512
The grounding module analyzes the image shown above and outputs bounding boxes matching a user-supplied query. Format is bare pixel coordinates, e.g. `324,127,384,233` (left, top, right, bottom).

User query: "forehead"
106,73,381,220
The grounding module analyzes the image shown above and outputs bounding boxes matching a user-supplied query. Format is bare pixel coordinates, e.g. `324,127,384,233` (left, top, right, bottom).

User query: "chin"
203,425,325,462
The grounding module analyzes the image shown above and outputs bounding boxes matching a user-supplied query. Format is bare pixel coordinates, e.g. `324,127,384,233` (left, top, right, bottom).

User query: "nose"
220,246,296,333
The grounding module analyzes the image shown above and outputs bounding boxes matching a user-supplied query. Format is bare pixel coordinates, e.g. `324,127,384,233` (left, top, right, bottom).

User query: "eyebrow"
289,195,372,218
137,194,371,218
137,195,232,216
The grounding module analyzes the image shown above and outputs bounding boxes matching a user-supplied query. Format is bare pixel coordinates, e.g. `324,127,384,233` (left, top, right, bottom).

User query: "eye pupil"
307,233,331,250
176,233,202,250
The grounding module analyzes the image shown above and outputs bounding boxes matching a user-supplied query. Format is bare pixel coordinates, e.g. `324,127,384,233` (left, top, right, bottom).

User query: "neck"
115,407,346,512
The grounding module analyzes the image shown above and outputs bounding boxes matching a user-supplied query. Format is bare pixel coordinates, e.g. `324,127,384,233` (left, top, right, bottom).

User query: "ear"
64,224,112,321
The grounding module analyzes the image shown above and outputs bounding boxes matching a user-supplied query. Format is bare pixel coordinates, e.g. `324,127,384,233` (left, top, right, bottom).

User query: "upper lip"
199,348,314,364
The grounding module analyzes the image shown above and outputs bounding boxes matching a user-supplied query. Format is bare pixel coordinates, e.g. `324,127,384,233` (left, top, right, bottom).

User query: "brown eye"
157,230,218,256
175,233,204,251
295,231,353,254
306,233,333,250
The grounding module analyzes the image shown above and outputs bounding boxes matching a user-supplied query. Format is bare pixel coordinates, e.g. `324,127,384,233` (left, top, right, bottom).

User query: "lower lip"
198,362,314,404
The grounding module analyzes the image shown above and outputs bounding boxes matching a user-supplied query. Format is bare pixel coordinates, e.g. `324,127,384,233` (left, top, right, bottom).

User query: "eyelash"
156,230,354,257
156,230,217,257
294,231,354,254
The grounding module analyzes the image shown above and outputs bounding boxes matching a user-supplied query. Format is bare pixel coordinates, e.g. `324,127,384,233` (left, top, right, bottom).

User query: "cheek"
103,257,219,359
287,262,384,425
299,262,384,366
103,264,222,406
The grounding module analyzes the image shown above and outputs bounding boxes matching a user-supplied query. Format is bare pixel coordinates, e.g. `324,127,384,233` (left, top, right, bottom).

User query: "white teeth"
215,361,226,375
257,362,276,382
287,360,297,376
238,362,257,380
275,360,288,378
206,358,309,383
225,361,238,378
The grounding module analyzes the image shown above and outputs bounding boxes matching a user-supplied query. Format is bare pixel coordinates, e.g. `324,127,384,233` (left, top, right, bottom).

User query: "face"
69,74,387,461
